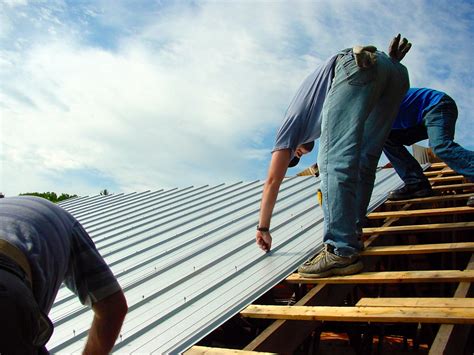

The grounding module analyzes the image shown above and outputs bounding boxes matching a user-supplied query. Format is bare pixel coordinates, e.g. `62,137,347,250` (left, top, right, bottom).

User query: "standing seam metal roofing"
48,169,403,354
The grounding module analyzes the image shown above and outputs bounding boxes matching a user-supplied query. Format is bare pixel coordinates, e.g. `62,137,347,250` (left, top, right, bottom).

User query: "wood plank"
430,162,448,169
244,205,409,352
184,346,276,355
285,270,474,284
360,242,474,256
362,221,474,236
425,169,455,177
383,193,472,206
241,305,474,324
356,298,474,308
244,284,354,352
432,183,474,190
429,175,465,183
367,206,474,219
429,255,474,355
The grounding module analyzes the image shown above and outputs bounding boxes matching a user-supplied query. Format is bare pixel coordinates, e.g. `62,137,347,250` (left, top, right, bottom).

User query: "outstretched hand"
389,34,412,62
353,45,377,68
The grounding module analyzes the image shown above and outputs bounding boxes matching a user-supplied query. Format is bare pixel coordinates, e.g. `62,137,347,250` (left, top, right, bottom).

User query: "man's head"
289,141,314,168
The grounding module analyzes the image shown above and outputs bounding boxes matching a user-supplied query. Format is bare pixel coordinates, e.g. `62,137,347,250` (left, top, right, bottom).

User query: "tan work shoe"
298,244,363,278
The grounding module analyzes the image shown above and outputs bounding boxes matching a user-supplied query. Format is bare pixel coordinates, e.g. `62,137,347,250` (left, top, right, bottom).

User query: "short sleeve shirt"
273,53,340,157
0,196,121,313
392,88,445,129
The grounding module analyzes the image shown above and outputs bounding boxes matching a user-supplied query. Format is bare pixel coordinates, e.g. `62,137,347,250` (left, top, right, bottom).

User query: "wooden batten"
362,222,474,235
367,206,474,219
361,242,474,256
285,270,474,284
241,305,474,324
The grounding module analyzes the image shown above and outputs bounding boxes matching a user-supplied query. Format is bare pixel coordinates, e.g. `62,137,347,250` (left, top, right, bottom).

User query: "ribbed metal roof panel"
48,169,403,353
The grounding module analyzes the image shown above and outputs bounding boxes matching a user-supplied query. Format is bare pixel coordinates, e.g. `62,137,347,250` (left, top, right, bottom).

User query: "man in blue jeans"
256,35,411,278
383,88,474,201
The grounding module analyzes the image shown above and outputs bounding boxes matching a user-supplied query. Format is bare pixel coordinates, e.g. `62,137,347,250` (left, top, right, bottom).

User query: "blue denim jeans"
383,95,474,184
317,50,409,256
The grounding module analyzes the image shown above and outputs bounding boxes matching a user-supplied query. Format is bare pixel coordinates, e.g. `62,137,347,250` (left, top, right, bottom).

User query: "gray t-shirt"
0,196,121,313
273,53,340,157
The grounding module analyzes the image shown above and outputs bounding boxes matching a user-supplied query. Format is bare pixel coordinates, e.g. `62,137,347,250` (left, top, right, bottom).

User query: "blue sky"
1,0,473,196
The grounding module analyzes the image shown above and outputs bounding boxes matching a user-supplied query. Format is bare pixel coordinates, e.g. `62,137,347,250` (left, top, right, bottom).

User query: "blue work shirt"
393,88,445,129
0,196,121,313
273,53,340,157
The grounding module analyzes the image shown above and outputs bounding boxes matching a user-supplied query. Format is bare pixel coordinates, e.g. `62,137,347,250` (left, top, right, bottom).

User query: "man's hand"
256,230,272,252
353,45,377,68
389,34,412,62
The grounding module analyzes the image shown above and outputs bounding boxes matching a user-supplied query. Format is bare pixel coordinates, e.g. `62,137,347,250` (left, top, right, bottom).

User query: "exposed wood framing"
367,206,474,219
361,242,474,256
241,305,474,324
285,270,474,284
356,298,474,308
383,193,472,206
185,346,277,355
428,175,465,183
240,164,473,354
432,182,474,190
429,255,474,355
425,169,455,177
362,221,474,235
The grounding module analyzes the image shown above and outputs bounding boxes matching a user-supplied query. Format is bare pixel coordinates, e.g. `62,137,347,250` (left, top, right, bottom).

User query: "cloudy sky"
1,0,473,197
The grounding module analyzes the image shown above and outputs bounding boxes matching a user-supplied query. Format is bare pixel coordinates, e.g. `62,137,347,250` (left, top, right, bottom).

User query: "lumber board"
360,242,474,256
424,169,455,177
430,255,474,355
241,305,474,324
428,175,465,183
432,183,474,190
285,270,474,284
184,346,277,355
367,206,474,219
430,162,448,169
383,193,473,205
362,221,474,236
243,284,352,352
356,297,474,308
244,205,406,352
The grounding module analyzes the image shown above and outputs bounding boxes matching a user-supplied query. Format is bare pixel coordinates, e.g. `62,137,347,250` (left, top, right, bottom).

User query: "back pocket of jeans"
341,54,376,86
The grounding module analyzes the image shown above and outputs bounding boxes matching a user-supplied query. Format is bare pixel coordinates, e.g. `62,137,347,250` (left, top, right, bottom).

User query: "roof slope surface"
48,170,402,353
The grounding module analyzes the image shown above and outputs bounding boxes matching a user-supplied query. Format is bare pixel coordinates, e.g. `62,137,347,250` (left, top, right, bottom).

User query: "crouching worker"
0,196,127,354
383,87,474,200
256,34,411,278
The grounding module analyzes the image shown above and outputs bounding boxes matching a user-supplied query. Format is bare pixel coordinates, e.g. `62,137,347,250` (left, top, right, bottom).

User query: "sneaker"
387,182,433,201
468,196,474,207
297,244,363,278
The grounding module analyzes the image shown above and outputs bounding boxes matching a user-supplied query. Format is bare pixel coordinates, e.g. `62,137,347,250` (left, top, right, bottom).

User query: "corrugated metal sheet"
48,169,403,354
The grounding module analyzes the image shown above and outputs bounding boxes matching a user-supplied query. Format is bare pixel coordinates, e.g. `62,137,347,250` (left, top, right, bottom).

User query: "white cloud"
1,0,473,196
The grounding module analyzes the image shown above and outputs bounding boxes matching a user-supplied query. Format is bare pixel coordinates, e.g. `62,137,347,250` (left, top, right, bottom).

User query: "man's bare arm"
256,149,291,252
83,290,128,355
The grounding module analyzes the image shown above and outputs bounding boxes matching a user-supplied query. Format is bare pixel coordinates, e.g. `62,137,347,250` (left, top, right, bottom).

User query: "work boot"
468,196,474,207
387,181,433,201
298,244,363,278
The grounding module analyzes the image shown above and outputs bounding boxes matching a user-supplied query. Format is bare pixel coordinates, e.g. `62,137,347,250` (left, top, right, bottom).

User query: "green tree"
19,192,78,203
